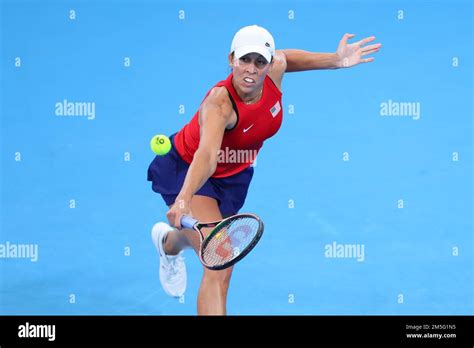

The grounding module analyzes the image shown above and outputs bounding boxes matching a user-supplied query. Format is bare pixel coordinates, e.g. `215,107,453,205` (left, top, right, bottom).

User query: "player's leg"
165,195,233,315
156,195,233,314
198,264,233,315
185,196,233,315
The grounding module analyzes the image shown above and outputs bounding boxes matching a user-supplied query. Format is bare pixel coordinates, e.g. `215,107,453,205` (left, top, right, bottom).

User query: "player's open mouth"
243,77,255,84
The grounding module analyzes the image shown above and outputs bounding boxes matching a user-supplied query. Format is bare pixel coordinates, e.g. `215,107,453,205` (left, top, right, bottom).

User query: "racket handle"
181,215,198,229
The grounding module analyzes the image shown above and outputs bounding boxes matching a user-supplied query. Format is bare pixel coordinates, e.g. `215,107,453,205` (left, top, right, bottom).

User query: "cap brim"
233,45,272,63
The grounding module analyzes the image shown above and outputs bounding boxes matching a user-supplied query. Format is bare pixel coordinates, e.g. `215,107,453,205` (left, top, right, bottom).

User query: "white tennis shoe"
151,222,187,298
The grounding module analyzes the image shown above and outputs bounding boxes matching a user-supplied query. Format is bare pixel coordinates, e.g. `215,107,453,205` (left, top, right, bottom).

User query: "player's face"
230,53,271,94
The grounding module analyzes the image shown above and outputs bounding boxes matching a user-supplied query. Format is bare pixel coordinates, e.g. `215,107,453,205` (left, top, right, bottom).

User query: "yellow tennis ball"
150,134,171,156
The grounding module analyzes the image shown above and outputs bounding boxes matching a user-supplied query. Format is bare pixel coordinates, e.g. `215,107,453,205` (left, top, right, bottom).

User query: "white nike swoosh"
243,124,254,133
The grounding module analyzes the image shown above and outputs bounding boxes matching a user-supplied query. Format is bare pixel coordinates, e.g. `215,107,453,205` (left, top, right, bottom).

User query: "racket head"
198,213,264,270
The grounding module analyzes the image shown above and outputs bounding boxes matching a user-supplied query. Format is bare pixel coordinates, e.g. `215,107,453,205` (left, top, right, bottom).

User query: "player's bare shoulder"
268,51,287,91
203,87,233,113
199,86,234,126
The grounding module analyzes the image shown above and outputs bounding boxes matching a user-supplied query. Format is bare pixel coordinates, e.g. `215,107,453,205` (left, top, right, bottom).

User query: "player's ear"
228,52,234,67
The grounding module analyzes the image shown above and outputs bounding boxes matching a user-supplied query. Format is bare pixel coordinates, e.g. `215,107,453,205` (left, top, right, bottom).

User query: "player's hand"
335,33,382,68
166,197,193,229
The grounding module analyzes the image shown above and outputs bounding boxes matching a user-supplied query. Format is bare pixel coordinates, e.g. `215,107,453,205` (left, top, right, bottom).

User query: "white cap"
230,25,275,63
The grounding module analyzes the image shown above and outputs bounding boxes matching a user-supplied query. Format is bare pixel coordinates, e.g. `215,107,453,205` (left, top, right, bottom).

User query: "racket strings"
202,217,260,267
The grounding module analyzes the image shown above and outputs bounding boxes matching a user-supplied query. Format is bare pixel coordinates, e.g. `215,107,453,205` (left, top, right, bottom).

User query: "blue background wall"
1,0,472,314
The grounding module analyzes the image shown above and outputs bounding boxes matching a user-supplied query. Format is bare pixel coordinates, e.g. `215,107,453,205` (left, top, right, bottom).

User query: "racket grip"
181,215,198,229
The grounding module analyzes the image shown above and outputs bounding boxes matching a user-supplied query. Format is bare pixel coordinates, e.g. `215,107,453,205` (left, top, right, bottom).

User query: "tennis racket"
181,213,264,270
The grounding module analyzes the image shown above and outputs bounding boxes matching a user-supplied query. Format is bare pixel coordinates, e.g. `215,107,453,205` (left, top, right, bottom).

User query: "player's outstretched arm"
166,87,233,228
280,33,382,72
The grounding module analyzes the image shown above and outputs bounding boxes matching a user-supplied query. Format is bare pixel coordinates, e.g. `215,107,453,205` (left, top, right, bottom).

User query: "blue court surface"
1,0,472,315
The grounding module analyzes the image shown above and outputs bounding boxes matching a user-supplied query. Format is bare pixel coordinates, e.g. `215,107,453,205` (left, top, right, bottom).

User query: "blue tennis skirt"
147,134,254,217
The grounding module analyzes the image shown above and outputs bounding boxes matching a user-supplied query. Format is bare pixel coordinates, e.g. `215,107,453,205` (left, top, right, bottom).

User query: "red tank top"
174,73,283,178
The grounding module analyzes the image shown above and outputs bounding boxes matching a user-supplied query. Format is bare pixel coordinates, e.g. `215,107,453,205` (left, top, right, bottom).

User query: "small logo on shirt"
243,124,254,133
270,101,281,118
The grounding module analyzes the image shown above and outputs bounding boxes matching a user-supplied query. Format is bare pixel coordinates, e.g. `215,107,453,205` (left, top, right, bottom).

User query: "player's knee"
203,267,233,288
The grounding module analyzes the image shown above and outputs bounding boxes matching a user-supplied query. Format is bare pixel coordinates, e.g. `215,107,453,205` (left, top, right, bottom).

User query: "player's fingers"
175,213,183,230
361,43,381,52
166,210,174,227
361,48,381,57
355,36,376,47
361,57,375,63
340,33,355,46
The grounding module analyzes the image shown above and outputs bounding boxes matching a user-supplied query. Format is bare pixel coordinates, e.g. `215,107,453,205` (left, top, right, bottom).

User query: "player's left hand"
335,33,382,68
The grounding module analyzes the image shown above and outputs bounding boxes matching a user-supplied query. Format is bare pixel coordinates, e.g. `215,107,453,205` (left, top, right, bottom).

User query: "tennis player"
147,25,381,315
